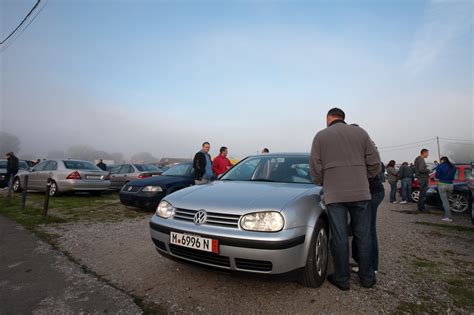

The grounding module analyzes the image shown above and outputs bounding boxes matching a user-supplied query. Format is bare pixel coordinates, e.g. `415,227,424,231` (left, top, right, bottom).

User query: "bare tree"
0,131,20,155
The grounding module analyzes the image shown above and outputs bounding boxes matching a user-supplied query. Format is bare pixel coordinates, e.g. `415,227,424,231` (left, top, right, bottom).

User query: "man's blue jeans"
352,191,385,271
401,178,412,202
327,201,374,287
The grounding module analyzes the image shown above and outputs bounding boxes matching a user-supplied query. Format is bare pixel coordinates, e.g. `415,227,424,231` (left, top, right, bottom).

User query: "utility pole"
436,136,441,161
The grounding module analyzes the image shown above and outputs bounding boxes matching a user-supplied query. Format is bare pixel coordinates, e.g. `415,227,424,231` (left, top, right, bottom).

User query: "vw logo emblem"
194,210,207,225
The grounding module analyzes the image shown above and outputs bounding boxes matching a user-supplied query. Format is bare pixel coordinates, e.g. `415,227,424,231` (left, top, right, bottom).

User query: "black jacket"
399,165,414,179
7,155,19,174
97,162,107,171
193,151,212,180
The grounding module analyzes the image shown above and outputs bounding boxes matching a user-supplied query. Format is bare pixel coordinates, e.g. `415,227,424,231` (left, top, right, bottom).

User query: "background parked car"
410,164,471,202
12,159,110,196
119,162,195,210
425,182,472,213
0,159,29,188
110,164,164,190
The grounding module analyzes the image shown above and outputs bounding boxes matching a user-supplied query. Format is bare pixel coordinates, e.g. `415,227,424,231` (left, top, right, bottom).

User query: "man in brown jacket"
310,108,381,290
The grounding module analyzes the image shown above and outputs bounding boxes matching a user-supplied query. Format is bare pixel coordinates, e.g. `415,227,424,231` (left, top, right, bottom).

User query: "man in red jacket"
212,146,233,176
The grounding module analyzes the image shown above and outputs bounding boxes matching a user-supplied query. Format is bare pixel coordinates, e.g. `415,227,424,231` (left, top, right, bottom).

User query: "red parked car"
411,164,472,202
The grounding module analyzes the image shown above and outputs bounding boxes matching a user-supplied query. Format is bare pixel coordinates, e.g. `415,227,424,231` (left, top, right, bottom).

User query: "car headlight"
240,211,284,232
142,186,163,192
156,200,175,218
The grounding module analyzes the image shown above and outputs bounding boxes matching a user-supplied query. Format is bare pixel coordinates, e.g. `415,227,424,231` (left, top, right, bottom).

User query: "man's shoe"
400,201,407,204
441,217,453,222
327,275,349,291
391,201,398,204
361,277,376,288
351,266,359,273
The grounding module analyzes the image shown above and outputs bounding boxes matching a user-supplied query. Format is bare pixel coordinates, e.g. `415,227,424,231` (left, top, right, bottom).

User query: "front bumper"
120,191,165,209
149,215,312,274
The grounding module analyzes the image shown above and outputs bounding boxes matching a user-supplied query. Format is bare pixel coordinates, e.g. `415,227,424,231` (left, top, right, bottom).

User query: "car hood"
165,180,318,215
128,175,192,187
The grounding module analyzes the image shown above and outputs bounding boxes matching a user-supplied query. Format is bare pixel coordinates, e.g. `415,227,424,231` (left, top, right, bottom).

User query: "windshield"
134,164,163,172
221,155,313,184
162,163,193,177
0,161,6,169
63,160,101,170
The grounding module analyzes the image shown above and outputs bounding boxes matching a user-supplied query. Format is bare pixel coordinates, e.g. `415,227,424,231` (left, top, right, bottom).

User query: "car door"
111,164,133,189
37,161,58,191
27,161,50,190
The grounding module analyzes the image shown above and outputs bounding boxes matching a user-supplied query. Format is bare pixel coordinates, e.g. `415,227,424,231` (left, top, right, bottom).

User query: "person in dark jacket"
435,156,457,222
414,149,430,211
193,142,213,185
96,159,107,171
386,160,399,203
398,162,414,204
4,152,19,190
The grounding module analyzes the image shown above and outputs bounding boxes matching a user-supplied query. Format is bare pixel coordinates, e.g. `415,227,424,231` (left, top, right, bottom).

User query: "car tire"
449,193,469,213
13,177,22,193
49,181,60,197
300,219,328,288
411,190,420,202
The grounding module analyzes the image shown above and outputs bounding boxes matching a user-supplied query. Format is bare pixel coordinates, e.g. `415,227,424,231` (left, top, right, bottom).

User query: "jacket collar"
329,119,346,127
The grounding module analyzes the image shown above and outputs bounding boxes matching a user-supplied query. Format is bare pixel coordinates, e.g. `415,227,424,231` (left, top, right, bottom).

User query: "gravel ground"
43,191,474,314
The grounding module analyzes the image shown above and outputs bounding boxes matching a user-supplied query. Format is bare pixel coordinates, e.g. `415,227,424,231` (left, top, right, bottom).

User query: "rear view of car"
110,164,163,190
13,159,110,196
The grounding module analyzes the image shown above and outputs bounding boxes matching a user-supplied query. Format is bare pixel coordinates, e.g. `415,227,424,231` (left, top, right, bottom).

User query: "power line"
439,137,474,143
378,138,436,150
378,141,435,152
0,0,46,52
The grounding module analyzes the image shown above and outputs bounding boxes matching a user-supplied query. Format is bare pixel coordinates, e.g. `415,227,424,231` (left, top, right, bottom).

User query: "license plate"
86,175,102,180
170,231,218,254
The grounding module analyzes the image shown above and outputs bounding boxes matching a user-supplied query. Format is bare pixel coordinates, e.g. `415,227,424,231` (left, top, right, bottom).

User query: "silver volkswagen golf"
149,153,328,287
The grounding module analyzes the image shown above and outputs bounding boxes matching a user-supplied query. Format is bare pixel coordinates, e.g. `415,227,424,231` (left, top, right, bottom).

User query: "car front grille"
122,185,141,193
152,238,167,251
235,258,273,272
169,244,231,267
174,208,240,228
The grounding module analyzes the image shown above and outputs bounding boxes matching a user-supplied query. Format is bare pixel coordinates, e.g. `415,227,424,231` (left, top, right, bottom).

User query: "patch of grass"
415,221,474,234
446,278,474,308
393,301,436,314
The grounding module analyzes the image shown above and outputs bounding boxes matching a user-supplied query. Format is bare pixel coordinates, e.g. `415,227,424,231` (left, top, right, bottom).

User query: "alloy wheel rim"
13,179,20,190
50,183,56,196
315,228,328,277
449,195,467,212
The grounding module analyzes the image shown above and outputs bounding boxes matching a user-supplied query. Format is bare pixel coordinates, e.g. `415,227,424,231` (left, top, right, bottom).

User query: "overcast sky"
1,0,472,163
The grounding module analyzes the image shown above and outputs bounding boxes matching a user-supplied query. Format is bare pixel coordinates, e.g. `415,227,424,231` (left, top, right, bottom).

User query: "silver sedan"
12,159,110,196
149,153,328,287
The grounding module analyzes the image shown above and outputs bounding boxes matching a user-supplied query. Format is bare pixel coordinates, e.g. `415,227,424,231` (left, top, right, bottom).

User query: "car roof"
245,152,310,159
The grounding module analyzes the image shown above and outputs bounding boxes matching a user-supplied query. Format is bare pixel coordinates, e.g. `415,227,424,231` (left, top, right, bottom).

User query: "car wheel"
49,181,60,197
13,177,22,193
411,190,420,202
300,219,328,288
449,193,469,213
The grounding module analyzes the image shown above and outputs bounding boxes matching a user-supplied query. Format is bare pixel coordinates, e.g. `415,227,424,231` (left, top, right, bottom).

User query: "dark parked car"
425,182,472,214
119,162,195,210
0,159,29,188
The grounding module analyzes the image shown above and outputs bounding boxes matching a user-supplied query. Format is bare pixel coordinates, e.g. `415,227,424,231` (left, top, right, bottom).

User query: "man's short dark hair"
202,142,210,147
420,148,429,154
327,108,345,120
220,146,227,153
262,148,269,153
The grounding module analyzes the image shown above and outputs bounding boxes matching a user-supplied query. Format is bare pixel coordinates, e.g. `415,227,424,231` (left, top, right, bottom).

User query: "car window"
134,164,162,172
19,161,28,169
33,161,50,171
44,161,58,171
162,163,193,176
0,160,6,169
465,168,472,180
63,160,100,170
221,156,313,184
118,165,132,174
